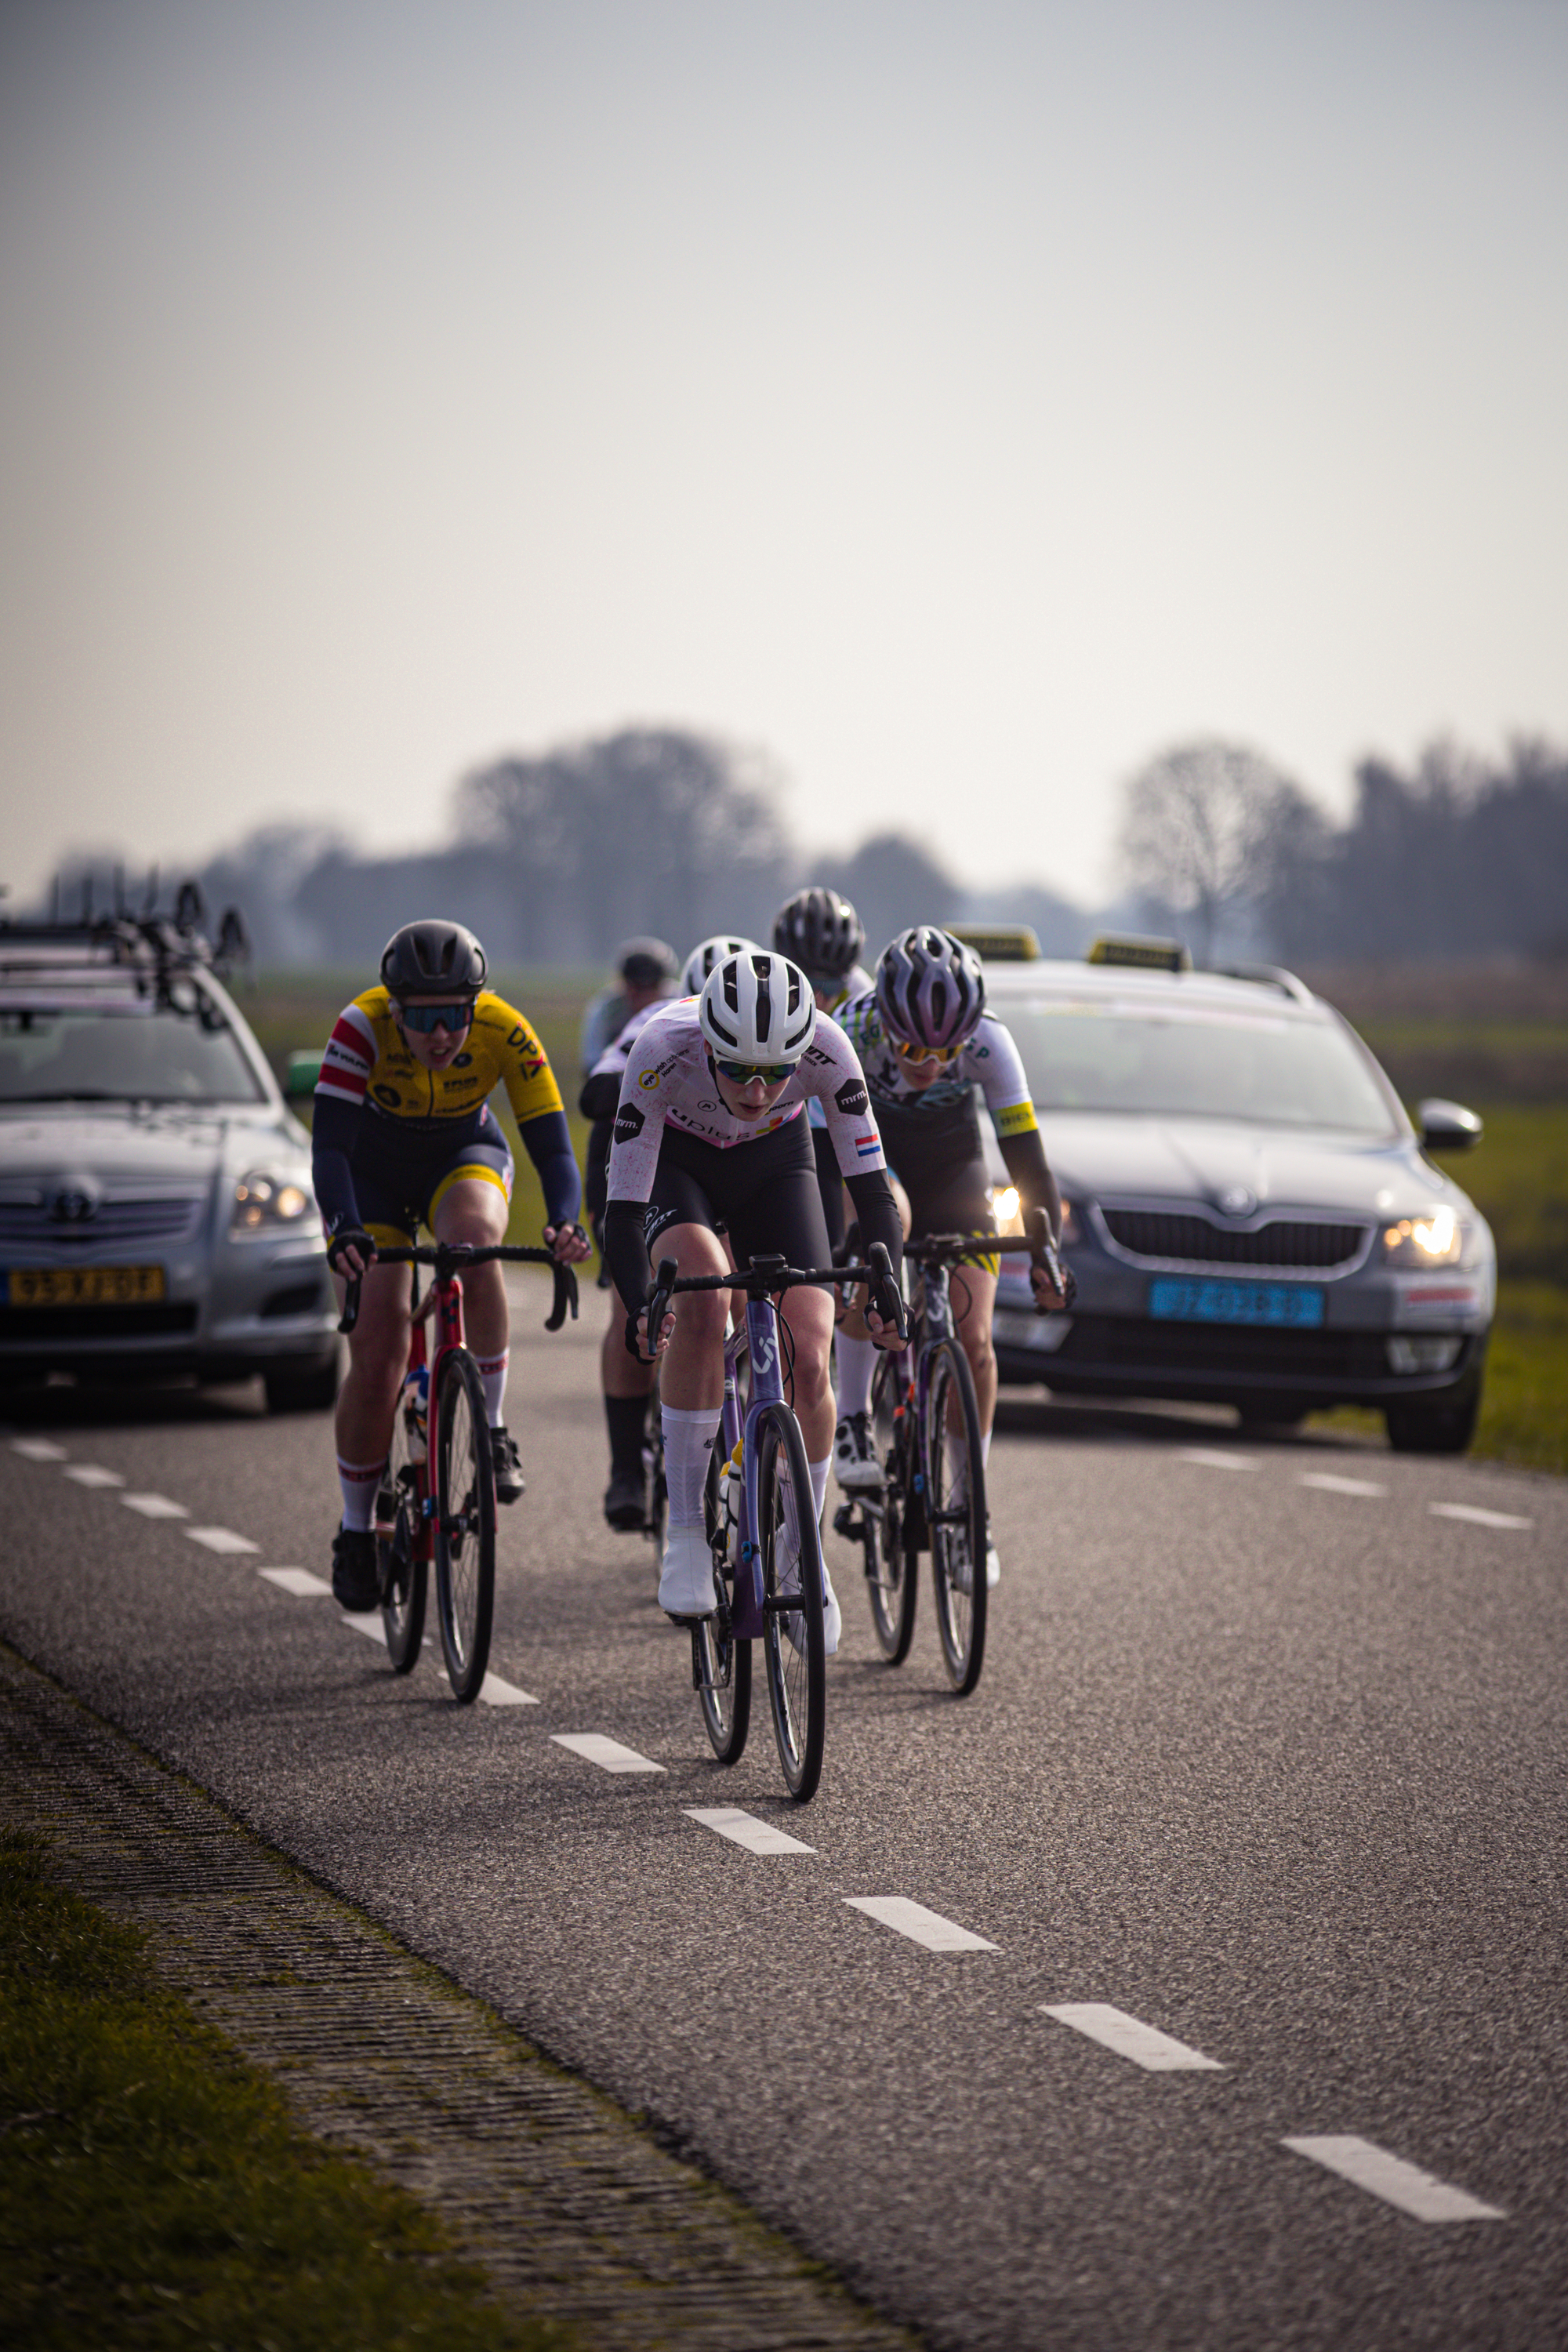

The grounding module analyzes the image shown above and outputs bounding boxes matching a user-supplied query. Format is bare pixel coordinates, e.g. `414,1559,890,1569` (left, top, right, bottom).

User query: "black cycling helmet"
379,920,488,1000
772,887,865,984
615,935,679,989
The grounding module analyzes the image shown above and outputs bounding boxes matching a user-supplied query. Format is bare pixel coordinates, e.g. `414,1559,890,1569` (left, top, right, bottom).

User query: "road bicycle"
833,1208,1068,1697
339,1243,579,1701
641,1244,903,1802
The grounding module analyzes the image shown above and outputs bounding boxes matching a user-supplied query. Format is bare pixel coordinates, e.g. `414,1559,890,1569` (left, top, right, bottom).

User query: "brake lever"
867,1242,909,1342
546,1259,579,1331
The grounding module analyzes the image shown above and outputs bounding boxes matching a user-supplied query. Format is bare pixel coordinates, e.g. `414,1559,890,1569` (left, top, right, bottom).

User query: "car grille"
1098,1208,1369,1272
1051,1315,1392,1381
0,1196,205,1247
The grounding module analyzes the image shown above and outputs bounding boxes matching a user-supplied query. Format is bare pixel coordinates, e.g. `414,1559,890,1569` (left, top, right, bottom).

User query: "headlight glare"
1382,1208,1463,1268
231,1170,313,1236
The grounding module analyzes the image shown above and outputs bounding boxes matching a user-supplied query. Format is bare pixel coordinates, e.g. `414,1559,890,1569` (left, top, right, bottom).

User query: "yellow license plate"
7,1265,167,1308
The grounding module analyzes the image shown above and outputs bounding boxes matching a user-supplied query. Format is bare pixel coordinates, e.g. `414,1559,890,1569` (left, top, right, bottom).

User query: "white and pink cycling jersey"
605,1000,887,1203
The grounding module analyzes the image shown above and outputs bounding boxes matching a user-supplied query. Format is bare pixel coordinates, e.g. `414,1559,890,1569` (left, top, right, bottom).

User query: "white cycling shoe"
833,1412,884,1495
659,1523,716,1618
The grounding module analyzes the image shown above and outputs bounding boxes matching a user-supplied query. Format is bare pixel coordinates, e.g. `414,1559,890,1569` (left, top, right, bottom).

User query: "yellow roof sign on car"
946,924,1040,962
1086,934,1192,972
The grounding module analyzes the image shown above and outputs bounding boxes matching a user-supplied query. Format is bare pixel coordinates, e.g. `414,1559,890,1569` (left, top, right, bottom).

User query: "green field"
0,1825,568,2350
241,971,1567,1476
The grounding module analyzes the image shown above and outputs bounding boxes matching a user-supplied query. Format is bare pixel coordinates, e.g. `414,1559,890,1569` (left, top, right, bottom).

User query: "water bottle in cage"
401,1362,430,1462
717,1436,743,1570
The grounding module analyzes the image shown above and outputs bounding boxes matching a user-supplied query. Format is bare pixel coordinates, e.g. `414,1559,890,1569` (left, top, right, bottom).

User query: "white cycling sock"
809,1454,830,1526
662,1401,722,1527
981,1428,992,1468
477,1348,509,1426
337,1455,386,1534
834,1334,877,1421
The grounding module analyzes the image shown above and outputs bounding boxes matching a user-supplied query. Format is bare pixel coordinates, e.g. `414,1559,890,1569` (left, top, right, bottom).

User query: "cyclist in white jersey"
580,935,758,1530
601,951,906,1643
837,926,1067,1585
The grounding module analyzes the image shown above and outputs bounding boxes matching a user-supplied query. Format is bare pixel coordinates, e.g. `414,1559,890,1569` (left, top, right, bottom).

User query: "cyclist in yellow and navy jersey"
312,920,590,1610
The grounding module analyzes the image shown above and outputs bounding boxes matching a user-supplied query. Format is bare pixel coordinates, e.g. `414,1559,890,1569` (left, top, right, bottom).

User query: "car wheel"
263,1354,340,1414
1385,1387,1480,1455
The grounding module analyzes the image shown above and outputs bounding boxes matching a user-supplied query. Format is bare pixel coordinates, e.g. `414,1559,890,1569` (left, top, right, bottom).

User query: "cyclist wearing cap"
313,920,590,1610
601,950,906,1642
580,933,759,1532
837,925,1065,1588
579,937,679,1079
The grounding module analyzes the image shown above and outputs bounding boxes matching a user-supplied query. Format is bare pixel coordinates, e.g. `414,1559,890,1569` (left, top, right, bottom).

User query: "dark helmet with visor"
772,887,865,985
873,925,985,1053
379,920,488,1001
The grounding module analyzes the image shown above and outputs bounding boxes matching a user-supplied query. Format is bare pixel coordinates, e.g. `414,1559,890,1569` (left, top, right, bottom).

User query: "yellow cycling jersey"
317,987,564,1131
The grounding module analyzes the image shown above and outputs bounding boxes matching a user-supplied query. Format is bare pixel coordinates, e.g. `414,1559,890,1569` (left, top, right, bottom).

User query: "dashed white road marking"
63,1463,124,1488
550,1733,666,1775
343,1611,389,1641
1042,2003,1225,2071
1282,2136,1505,2222
184,1525,260,1555
685,1806,816,1856
1178,1449,1256,1472
122,1492,190,1519
1430,1501,1533,1532
260,1566,332,1596
11,1438,67,1461
844,1897,998,1952
1298,1472,1388,1497
477,1671,539,1707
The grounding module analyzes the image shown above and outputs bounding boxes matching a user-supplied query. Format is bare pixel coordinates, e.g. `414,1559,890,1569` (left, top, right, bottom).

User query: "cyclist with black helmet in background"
580,933,759,1531
837,925,1067,1588
771,887,873,1258
312,920,590,1610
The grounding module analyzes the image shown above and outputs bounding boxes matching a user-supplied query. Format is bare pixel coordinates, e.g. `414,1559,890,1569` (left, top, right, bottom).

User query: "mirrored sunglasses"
714,1057,795,1084
396,1000,474,1034
889,1033,961,1063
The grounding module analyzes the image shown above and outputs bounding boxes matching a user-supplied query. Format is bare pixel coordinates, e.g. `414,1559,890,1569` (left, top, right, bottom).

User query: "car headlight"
1058,1196,1080,1246
231,1170,314,1236
1381,1208,1464,1269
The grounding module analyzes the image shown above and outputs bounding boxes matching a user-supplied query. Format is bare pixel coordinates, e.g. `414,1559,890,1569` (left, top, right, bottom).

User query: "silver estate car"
969,935,1494,1454
0,908,338,1408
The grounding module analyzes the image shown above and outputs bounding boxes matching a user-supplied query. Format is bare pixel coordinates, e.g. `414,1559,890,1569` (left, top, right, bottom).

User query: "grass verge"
0,1825,571,2351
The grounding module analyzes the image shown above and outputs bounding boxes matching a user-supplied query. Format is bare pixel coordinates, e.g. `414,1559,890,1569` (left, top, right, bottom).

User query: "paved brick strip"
0,1644,915,2352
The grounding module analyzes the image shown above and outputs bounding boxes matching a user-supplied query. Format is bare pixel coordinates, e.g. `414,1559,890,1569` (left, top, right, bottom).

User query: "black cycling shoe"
331,1526,380,1612
490,1426,525,1505
604,1466,648,1531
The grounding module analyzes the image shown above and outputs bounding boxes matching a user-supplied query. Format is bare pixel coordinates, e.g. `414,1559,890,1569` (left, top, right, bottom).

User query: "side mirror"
285,1050,322,1100
1417,1098,1483,1153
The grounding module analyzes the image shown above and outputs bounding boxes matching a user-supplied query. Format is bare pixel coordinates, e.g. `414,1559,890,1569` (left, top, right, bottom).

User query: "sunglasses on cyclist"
889,1033,962,1064
395,1000,474,1035
713,1057,796,1085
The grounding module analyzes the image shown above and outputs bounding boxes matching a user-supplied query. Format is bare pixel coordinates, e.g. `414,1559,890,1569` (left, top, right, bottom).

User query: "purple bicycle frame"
720,1290,822,1642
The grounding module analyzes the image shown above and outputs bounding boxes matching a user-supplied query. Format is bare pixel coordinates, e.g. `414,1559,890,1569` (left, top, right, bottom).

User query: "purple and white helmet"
681,934,761,997
699,951,817,1065
873,926,985,1052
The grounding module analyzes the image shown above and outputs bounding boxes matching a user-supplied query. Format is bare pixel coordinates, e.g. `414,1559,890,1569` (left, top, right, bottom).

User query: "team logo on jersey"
374,1083,401,1109
804,1044,833,1066
452,1051,473,1068
506,1024,526,1047
613,1102,646,1145
834,1078,869,1116
638,1069,661,1091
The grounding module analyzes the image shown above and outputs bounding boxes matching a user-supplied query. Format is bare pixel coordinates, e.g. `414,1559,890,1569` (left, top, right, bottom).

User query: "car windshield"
0,999,266,1105
998,999,1399,1136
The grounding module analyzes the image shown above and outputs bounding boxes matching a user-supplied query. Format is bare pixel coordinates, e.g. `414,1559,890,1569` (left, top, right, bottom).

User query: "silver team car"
0,898,338,1408
964,933,1494,1454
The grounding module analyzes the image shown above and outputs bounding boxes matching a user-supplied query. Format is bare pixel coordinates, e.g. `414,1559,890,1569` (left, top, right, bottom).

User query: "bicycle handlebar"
336,1243,580,1336
905,1210,1076,1309
633,1243,907,1362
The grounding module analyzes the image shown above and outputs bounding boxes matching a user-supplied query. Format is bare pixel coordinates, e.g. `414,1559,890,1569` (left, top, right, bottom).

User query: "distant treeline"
32,724,1568,974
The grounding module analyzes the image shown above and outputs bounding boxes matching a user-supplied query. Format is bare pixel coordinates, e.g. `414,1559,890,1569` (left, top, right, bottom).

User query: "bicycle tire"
925,1338,988,1695
376,1391,427,1673
757,1403,826,1802
865,1351,918,1664
433,1347,496,1702
695,1438,750,1759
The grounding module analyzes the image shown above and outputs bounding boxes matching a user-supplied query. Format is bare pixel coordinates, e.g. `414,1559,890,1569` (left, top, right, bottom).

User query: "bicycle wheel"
925,1338,988,1695
757,1404,826,1802
865,1351,917,1664
433,1348,496,1702
695,1437,750,1759
376,1396,427,1674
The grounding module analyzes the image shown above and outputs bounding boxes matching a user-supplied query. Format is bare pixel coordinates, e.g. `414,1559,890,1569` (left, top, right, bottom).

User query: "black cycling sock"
604,1392,648,1481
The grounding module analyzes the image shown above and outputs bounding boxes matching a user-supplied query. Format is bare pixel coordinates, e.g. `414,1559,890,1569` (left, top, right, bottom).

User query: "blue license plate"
1149,1276,1324,1329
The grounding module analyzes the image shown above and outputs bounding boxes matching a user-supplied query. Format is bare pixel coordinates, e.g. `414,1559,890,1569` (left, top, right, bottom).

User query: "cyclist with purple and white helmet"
837,926,1067,1588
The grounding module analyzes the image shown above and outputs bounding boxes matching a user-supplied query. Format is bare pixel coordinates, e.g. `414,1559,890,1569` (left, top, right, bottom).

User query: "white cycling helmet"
699,951,817,1065
681,933,761,997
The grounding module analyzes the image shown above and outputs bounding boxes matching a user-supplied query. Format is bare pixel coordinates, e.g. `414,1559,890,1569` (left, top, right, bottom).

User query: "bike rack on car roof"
0,875,249,995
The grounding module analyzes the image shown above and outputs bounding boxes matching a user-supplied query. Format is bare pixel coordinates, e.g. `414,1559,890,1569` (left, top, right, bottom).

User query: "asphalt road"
3,1275,1566,2351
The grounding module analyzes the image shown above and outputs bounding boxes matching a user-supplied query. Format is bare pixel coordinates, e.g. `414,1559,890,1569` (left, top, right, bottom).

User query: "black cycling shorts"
871,1093,994,1239
352,1103,515,1247
642,1114,831,1278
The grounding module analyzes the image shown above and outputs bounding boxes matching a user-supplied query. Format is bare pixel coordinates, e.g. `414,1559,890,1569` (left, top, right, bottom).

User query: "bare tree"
1116,738,1323,964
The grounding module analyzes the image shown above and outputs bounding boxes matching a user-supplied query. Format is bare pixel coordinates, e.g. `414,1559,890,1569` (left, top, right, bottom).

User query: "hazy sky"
2,0,1565,911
